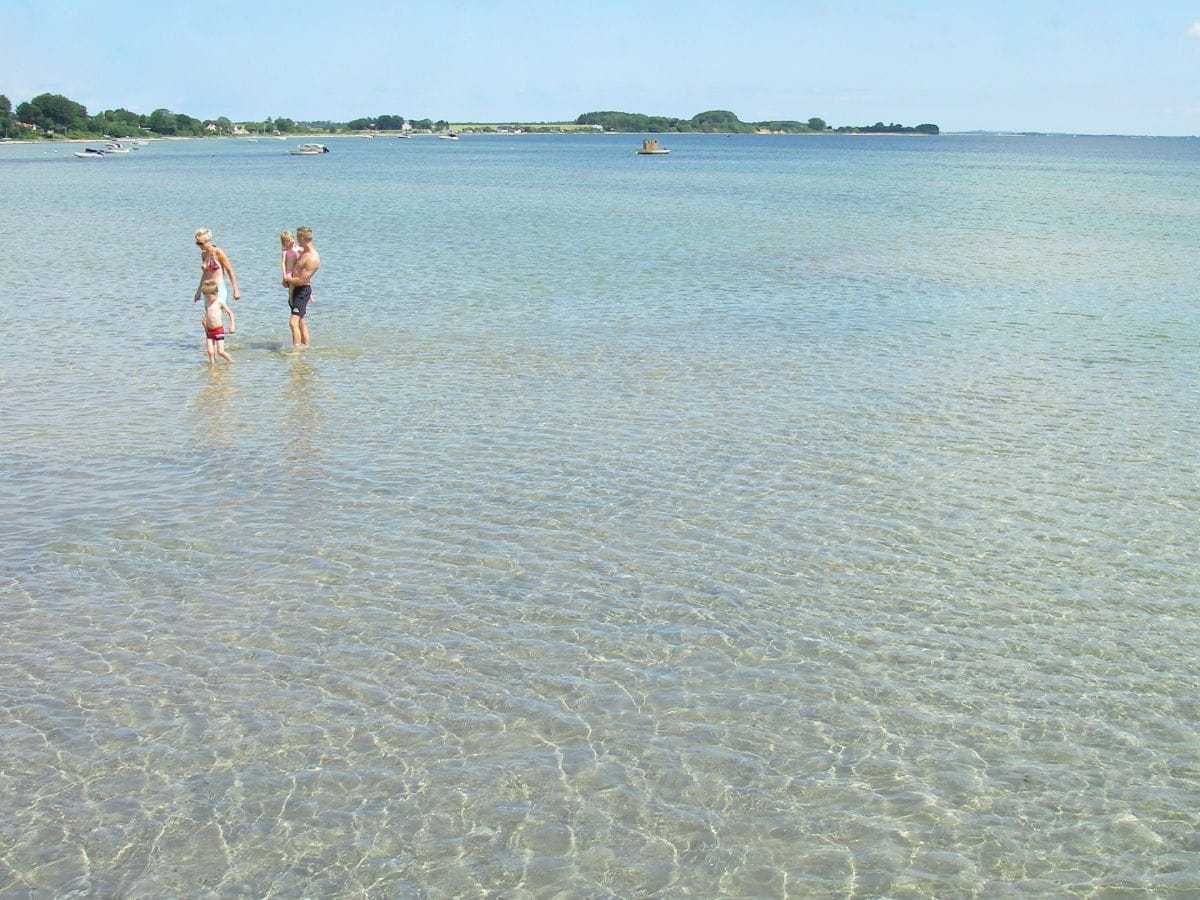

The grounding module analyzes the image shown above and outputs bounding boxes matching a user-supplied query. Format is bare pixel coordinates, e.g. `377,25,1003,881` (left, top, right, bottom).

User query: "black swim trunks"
290,284,312,318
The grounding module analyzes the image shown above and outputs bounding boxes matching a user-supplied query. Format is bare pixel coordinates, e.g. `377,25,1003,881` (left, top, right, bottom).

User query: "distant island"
575,110,939,135
0,93,939,140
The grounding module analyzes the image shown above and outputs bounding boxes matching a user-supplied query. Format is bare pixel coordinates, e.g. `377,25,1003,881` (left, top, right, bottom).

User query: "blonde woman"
192,228,241,304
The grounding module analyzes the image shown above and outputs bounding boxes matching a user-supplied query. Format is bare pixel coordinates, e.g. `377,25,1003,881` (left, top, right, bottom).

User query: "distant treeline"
575,110,939,135
0,92,432,139
0,93,939,140
1,92,313,138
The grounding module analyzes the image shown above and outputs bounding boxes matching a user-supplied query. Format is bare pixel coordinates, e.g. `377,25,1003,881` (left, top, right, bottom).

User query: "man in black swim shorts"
283,226,321,349
290,284,312,318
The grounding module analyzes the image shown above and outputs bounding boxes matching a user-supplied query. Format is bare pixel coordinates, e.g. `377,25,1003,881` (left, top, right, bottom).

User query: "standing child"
200,281,236,364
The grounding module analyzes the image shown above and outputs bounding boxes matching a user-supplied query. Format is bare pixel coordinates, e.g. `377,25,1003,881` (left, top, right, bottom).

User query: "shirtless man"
283,226,321,349
199,281,235,364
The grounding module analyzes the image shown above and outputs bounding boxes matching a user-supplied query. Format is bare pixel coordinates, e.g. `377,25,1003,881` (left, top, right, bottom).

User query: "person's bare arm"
217,247,241,299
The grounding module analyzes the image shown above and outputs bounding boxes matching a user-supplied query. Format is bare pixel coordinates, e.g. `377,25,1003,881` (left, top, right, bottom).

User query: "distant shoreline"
3,132,935,147
3,131,1192,147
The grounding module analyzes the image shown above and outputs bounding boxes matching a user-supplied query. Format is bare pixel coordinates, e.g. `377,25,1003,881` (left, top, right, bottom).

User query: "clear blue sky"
3,0,1198,135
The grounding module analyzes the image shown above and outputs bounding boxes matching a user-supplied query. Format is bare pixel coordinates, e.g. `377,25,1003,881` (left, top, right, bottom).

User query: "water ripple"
2,134,1198,896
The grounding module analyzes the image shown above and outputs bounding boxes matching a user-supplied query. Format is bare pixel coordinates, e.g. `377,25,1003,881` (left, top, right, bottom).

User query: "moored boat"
635,138,670,155
287,142,330,155
74,147,106,158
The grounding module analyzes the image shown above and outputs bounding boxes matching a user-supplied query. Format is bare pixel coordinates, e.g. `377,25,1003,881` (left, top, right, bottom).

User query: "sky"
2,0,1198,135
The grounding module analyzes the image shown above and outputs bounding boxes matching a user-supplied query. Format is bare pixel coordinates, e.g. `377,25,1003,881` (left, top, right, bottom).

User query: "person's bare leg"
290,314,304,348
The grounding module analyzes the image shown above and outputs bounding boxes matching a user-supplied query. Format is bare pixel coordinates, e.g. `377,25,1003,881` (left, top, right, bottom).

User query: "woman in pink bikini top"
193,227,241,304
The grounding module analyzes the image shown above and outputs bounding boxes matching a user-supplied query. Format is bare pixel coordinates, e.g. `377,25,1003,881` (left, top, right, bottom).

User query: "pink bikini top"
202,250,221,273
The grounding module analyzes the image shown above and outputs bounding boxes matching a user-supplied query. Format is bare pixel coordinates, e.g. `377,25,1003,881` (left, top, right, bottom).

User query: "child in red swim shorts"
199,281,236,365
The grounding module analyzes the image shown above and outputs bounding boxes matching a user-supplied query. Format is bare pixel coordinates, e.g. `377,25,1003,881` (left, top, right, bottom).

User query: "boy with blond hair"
199,281,235,364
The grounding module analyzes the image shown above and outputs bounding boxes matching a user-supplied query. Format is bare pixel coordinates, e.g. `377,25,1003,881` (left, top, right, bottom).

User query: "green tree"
807,117,827,131
646,115,684,132
174,113,201,135
90,107,145,137
149,108,176,134
16,93,89,133
274,117,296,132
576,111,651,131
689,110,751,133
0,95,11,137
376,114,404,130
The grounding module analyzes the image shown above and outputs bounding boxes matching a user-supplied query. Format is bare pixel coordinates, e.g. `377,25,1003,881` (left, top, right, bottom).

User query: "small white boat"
103,141,131,154
437,132,459,140
635,138,670,155
287,142,330,155
74,147,106,158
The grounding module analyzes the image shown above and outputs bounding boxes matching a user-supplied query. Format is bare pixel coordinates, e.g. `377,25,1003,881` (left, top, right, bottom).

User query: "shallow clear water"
1,133,1198,896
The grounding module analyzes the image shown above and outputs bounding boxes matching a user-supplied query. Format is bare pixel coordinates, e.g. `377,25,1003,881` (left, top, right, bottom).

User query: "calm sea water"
1,132,1197,897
